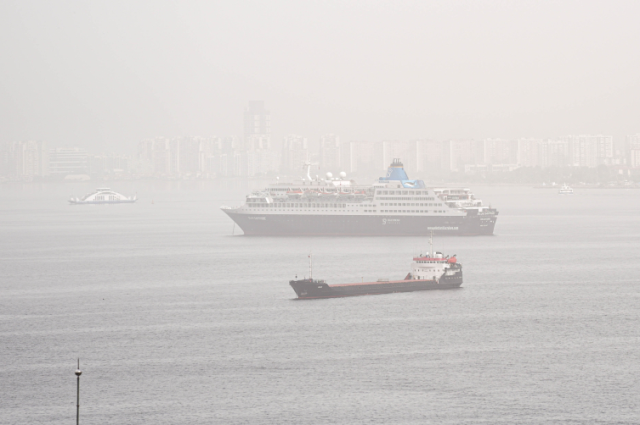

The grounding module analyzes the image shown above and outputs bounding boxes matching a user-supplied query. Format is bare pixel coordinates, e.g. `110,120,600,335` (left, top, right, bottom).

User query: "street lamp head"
75,369,82,376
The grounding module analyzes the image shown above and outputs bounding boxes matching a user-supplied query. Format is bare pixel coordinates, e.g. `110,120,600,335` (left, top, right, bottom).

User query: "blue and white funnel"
380,158,409,181
379,158,425,188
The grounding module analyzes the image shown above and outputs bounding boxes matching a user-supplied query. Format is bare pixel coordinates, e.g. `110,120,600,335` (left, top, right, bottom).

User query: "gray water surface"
1,182,639,424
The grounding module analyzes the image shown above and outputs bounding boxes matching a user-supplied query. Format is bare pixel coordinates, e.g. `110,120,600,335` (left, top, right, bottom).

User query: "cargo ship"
221,159,498,236
290,243,462,300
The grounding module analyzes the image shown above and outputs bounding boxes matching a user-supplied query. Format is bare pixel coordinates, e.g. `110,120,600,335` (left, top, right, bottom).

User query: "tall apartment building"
245,135,271,151
561,135,613,167
243,101,271,151
517,138,540,167
538,139,570,168
382,141,417,172
49,147,88,176
0,141,49,179
319,134,341,171
244,101,271,140
178,137,205,175
88,154,130,177
518,138,581,168
483,139,518,165
444,140,484,172
339,141,384,175
281,134,308,173
416,140,445,175
626,134,640,168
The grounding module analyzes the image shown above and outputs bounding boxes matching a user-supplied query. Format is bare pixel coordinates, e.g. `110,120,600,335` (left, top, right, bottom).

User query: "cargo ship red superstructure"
290,243,463,299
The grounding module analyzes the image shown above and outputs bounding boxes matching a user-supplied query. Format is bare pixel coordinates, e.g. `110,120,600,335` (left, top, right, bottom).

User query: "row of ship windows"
248,208,447,214
382,202,442,207
376,190,430,195
248,203,348,208
377,197,435,201
363,210,446,213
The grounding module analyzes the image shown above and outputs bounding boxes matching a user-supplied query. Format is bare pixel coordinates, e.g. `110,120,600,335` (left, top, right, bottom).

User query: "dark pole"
75,359,82,425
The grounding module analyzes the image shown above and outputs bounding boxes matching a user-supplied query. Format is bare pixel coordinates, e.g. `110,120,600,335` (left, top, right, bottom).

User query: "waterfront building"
319,134,341,171
243,101,271,142
0,141,49,179
281,134,308,173
626,134,640,168
49,147,88,176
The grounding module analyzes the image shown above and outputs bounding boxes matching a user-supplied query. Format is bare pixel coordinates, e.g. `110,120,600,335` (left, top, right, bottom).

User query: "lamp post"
75,359,82,425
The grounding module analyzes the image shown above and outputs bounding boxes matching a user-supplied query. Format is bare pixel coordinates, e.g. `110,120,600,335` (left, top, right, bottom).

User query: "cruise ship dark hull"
224,211,497,236
290,274,463,299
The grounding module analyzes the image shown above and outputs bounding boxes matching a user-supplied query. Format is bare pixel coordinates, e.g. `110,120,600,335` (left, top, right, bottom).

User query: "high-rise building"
49,147,87,176
151,138,171,175
444,140,484,172
416,140,446,176
319,134,341,171
240,101,276,176
626,134,640,168
281,134,308,173
561,135,613,167
538,139,570,168
517,138,540,167
483,139,517,165
382,141,417,172
88,154,130,177
0,141,49,179
245,135,271,151
178,137,204,175
339,141,384,175
244,101,271,143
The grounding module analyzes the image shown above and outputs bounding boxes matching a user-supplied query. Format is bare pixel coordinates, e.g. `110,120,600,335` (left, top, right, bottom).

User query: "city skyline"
3,130,640,181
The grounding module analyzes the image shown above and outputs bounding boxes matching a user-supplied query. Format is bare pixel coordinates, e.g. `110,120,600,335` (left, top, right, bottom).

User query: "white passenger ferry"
558,184,574,195
69,188,136,205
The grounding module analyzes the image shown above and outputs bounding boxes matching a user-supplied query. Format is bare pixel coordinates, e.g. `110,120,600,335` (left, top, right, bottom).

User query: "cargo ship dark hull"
225,211,497,236
290,274,463,299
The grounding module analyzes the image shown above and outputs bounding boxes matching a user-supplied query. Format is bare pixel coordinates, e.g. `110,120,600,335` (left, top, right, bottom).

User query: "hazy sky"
1,0,639,152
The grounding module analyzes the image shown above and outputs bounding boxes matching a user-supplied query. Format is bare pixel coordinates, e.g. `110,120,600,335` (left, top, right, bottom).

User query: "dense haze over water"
1,182,639,424
2,1,640,150
2,1,640,423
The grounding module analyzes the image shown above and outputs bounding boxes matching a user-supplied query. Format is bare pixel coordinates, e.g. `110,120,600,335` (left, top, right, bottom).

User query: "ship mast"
308,253,313,280
429,230,433,258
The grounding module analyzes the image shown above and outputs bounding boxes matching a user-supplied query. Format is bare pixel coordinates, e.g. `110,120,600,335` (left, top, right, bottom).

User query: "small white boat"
558,184,574,195
69,188,136,204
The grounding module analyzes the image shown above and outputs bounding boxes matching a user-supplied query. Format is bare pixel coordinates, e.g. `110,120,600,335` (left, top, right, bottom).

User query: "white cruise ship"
221,159,498,236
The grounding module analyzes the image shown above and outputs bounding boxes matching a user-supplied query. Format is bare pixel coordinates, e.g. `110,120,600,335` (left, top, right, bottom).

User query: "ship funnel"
379,158,409,181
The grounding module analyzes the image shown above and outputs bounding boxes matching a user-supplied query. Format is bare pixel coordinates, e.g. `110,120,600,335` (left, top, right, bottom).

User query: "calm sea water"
1,181,639,424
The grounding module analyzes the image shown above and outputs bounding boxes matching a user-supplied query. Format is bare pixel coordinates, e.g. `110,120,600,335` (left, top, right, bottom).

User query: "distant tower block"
244,101,271,150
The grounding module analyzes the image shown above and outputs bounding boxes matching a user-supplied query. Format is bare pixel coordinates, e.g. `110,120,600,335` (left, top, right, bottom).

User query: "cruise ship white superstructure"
221,159,498,236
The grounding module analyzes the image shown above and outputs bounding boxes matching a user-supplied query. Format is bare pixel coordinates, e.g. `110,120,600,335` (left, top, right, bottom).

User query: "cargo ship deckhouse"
220,159,498,236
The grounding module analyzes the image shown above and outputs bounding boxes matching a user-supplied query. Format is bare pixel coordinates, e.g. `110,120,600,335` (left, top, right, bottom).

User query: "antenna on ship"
429,230,434,258
308,253,313,280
